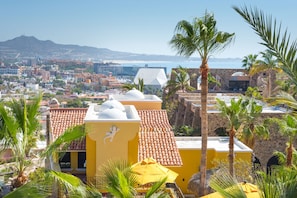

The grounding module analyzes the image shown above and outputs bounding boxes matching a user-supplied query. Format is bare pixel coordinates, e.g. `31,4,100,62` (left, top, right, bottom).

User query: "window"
59,152,71,169
78,152,86,169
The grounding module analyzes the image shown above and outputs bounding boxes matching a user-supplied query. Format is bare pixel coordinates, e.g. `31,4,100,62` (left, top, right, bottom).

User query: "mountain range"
0,36,198,62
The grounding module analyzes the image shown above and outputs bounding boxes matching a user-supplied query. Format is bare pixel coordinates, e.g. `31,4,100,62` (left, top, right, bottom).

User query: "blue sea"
118,59,243,74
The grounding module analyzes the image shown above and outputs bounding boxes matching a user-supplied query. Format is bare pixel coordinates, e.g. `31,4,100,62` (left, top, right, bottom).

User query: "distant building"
133,67,167,90
93,62,167,78
0,66,21,77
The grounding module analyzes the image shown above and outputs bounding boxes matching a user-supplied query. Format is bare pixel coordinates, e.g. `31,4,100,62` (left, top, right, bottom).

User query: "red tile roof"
49,108,87,150
49,108,182,166
138,110,182,166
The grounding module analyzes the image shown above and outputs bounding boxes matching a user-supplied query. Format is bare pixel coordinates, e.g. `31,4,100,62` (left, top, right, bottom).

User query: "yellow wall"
120,101,161,110
86,121,140,179
170,149,252,194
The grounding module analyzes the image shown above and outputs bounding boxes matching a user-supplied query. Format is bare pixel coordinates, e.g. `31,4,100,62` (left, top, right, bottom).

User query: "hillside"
0,36,194,61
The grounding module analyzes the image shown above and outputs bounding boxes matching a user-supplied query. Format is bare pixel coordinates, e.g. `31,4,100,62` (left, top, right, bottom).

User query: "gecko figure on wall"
104,125,120,143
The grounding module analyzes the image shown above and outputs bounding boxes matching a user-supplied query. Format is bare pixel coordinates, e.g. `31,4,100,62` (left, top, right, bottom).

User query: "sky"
1,0,297,59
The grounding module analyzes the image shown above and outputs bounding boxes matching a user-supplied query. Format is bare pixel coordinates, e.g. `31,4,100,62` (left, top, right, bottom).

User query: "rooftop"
138,110,182,166
113,89,162,102
84,103,141,122
49,108,87,150
175,137,252,153
49,108,182,166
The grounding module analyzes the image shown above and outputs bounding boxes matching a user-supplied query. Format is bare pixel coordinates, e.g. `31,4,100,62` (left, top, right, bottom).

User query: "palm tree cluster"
203,5,297,198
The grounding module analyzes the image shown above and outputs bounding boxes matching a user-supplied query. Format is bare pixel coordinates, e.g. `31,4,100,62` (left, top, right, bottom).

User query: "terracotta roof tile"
49,108,88,150
49,108,182,166
138,110,182,166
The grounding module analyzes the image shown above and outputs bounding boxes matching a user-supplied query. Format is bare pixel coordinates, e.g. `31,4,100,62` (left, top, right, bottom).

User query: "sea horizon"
114,58,243,74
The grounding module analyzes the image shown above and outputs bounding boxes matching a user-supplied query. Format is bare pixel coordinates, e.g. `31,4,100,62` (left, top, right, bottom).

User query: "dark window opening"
229,80,249,92
59,152,71,169
78,152,86,169
214,127,227,136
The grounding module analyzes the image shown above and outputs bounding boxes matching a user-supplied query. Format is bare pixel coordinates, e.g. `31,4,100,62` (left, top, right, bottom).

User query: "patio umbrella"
201,182,261,198
131,157,178,185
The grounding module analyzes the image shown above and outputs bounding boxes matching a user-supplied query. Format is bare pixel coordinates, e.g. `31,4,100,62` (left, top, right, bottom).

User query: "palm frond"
209,169,247,198
4,182,47,198
145,177,168,198
41,124,85,158
233,6,297,88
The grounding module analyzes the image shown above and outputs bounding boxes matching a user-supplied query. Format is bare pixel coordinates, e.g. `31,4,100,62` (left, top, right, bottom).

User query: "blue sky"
1,0,296,59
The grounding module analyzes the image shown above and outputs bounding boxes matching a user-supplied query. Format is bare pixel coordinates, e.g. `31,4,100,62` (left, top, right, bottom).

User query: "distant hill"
0,35,198,61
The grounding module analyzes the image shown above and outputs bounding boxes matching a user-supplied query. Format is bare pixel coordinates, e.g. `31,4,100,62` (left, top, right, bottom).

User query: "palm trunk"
268,71,271,97
199,61,209,196
229,126,235,177
286,141,293,167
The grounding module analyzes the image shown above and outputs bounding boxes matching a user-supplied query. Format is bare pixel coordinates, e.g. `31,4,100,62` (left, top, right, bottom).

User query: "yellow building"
49,89,252,195
171,137,252,194
49,89,182,186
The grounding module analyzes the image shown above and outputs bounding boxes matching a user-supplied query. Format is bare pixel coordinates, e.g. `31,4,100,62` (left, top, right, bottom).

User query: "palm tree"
4,124,101,198
242,54,258,72
249,50,281,98
169,12,234,196
216,97,245,177
265,114,297,167
122,78,144,93
233,6,297,91
0,94,42,188
237,98,267,149
216,97,267,175
164,66,195,99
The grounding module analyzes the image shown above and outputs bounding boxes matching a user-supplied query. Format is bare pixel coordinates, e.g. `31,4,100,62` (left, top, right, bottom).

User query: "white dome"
100,98,125,111
126,89,145,99
98,108,127,119
232,72,246,76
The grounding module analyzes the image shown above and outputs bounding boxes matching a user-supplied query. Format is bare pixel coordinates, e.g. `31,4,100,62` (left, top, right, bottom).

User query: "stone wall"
172,92,288,171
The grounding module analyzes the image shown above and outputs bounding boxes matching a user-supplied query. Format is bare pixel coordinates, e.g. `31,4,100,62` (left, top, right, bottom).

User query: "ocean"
118,59,243,74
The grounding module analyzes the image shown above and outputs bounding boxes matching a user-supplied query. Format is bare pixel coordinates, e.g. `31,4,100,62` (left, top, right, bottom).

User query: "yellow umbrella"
201,182,261,198
131,157,178,185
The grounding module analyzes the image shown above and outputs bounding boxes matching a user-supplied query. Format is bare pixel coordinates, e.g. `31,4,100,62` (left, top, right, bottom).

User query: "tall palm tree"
233,6,297,91
216,97,245,177
170,12,234,196
0,94,42,188
164,66,195,99
249,50,281,98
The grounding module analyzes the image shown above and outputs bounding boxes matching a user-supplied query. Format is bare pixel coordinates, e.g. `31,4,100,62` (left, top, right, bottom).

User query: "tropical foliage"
264,114,297,167
242,54,258,72
0,94,42,188
100,160,170,198
122,78,144,92
249,50,282,97
4,167,101,198
170,11,234,196
164,66,195,99
209,166,297,198
234,6,297,92
216,97,266,176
